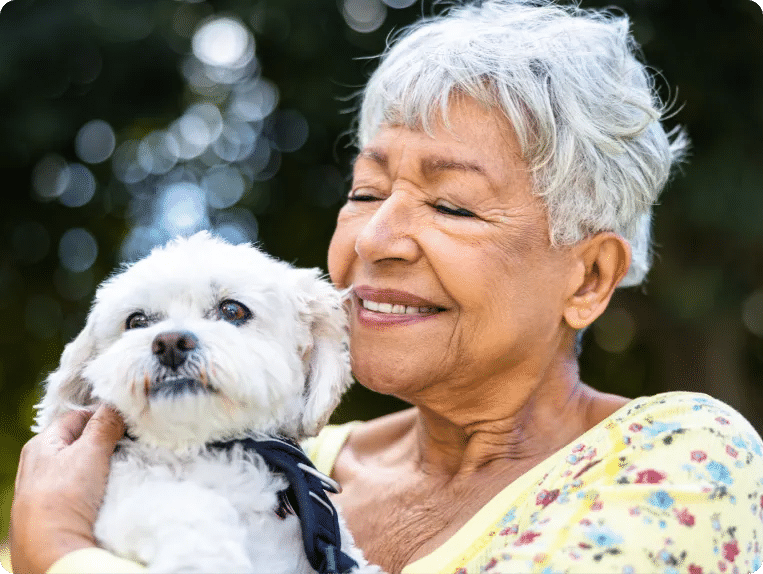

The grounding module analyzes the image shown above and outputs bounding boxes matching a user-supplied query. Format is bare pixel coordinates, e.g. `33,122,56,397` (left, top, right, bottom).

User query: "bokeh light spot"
138,131,180,175
382,0,416,7
168,119,208,160
113,140,149,184
235,135,271,177
213,121,256,162
179,114,211,148
213,207,259,245
189,104,224,144
75,119,116,164
119,226,168,263
58,228,98,273
251,147,281,182
192,17,254,69
270,109,309,153
203,166,246,209
742,289,763,337
32,154,70,201
230,79,279,122
158,182,208,236
59,164,97,207
342,0,387,33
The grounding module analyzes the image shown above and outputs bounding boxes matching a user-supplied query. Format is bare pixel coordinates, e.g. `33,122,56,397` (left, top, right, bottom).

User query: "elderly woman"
11,1,763,573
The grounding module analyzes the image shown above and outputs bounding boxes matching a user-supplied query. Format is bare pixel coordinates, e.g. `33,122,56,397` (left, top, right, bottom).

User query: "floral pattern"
396,392,763,574
305,393,763,574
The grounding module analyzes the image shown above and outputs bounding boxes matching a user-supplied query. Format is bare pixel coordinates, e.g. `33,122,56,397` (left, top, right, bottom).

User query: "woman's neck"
404,359,605,479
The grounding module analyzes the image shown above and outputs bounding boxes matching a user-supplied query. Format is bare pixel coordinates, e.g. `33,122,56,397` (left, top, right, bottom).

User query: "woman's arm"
10,405,124,574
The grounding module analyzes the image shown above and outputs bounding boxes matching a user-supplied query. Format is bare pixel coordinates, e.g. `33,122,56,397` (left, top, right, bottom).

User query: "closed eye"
347,193,380,202
434,200,475,218
346,187,383,202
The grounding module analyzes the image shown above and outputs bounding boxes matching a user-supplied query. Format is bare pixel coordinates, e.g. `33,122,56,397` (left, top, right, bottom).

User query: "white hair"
357,0,688,287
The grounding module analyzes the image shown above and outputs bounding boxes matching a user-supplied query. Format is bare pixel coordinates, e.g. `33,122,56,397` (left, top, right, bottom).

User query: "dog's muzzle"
152,330,198,370
148,376,211,398
147,330,214,398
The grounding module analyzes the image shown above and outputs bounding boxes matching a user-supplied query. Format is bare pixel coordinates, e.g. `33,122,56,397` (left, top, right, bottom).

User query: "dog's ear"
32,311,98,432
294,269,352,437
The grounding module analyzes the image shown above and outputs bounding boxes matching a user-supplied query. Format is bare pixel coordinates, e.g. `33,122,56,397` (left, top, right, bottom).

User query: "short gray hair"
357,0,688,287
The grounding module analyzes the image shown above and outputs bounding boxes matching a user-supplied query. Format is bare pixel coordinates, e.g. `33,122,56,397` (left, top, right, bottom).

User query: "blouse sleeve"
485,395,763,574
47,548,146,574
0,535,146,573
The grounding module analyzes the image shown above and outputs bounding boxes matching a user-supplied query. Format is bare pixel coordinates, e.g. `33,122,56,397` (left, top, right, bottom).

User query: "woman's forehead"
356,105,529,196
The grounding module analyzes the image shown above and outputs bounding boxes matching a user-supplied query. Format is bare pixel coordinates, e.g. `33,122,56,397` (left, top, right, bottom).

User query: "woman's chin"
350,353,441,401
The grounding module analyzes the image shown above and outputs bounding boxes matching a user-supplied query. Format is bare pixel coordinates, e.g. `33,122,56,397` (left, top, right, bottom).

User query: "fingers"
80,404,125,453
56,409,96,446
16,410,92,490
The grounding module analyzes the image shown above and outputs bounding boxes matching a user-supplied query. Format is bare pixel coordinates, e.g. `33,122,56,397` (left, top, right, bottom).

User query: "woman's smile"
353,286,444,327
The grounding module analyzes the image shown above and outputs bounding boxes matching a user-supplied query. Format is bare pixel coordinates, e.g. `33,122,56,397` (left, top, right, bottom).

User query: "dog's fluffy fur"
34,232,377,573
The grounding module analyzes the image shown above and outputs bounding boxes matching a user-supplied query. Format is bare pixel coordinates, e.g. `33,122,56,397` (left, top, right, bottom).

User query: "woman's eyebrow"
420,156,487,178
356,149,486,176
421,156,500,195
355,149,387,168
355,149,496,190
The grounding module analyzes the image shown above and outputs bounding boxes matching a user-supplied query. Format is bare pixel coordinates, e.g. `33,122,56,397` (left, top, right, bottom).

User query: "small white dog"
34,232,377,574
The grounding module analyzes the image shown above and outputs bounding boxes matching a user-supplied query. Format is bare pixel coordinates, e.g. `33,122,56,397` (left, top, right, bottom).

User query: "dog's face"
34,232,351,450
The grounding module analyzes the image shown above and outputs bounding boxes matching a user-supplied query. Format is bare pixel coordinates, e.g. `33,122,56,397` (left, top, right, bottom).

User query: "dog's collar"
209,436,358,574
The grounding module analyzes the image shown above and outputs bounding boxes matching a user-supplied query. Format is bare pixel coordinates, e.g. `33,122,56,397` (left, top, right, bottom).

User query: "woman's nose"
354,192,421,264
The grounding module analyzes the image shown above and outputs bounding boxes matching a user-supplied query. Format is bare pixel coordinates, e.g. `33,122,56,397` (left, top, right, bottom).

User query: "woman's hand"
10,405,125,574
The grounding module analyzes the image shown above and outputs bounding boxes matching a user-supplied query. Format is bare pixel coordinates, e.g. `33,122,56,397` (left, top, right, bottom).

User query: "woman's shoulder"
302,420,362,476
580,391,763,490
528,390,763,508
607,391,761,441
303,407,418,477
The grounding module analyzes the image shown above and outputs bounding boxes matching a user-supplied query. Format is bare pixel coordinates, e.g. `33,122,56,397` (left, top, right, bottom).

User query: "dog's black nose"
152,331,198,370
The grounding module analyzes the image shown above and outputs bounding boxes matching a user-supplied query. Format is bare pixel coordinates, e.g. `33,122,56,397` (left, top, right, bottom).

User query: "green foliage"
0,0,761,543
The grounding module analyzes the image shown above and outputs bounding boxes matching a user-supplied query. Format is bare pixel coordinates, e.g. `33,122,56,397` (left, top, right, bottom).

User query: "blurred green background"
0,0,762,543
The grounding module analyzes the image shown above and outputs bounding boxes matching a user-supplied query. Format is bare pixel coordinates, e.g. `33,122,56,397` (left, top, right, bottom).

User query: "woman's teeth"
361,299,435,314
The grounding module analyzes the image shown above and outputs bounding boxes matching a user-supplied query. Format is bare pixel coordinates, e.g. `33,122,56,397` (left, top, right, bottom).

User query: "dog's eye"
126,312,149,330
218,300,252,325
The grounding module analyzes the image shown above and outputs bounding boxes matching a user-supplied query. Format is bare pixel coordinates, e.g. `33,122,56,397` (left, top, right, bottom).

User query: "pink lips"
352,286,443,327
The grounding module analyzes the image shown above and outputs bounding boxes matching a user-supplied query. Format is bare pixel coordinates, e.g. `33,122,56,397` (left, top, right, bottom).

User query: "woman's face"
328,97,577,403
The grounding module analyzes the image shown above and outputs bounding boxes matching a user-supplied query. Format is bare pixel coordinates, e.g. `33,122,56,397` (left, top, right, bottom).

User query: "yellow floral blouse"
305,392,763,574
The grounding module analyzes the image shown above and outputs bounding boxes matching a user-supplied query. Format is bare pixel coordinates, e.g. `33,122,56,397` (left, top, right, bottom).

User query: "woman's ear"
563,232,631,330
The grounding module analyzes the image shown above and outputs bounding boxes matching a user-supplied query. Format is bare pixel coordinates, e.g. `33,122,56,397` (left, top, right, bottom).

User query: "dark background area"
0,0,761,541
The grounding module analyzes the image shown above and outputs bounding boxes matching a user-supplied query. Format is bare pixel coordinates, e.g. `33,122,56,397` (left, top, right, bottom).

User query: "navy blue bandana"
209,436,359,574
